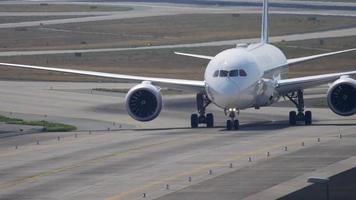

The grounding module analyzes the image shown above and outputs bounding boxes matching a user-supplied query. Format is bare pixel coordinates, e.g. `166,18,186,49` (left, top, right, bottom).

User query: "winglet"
261,0,269,44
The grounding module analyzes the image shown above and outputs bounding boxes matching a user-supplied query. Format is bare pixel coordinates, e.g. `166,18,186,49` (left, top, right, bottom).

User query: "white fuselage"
204,43,288,110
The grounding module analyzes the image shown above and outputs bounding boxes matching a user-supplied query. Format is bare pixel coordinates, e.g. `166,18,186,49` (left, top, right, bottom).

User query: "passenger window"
229,70,239,77
213,70,219,77
239,69,247,77
219,70,228,77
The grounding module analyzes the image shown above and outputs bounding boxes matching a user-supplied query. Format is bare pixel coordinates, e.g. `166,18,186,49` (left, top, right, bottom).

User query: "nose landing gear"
225,108,239,130
286,90,312,125
191,92,214,128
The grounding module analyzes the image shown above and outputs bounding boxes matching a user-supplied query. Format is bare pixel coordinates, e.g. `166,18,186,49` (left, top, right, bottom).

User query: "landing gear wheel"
305,111,312,125
191,114,198,128
191,92,213,129
286,90,313,126
198,115,206,124
289,111,296,125
233,120,239,130
206,113,214,128
226,120,232,130
225,108,240,130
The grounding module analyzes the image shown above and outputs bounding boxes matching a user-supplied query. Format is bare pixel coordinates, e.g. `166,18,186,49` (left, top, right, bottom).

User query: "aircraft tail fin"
261,0,269,44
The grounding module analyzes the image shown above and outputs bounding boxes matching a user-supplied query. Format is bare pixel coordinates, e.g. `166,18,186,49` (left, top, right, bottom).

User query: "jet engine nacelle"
327,76,356,116
125,82,162,122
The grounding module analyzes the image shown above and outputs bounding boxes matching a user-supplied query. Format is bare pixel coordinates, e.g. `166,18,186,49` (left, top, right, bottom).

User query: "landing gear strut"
191,92,214,128
286,90,312,125
225,108,239,130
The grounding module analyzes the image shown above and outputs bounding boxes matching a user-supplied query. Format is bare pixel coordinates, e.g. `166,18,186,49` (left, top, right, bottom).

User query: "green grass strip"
0,115,76,132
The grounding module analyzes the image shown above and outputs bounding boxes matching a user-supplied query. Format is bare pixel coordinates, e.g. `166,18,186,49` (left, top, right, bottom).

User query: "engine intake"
327,77,356,116
125,82,162,122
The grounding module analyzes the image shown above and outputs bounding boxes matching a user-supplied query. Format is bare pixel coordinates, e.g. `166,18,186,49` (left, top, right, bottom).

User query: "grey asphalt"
279,167,356,200
0,81,355,200
1,2,356,56
157,135,356,200
2,25,356,57
0,2,356,199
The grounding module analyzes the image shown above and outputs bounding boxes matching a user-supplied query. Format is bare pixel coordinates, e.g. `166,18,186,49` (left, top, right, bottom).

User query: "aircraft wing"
276,70,356,94
286,48,356,66
0,62,205,92
174,52,213,60
265,48,356,73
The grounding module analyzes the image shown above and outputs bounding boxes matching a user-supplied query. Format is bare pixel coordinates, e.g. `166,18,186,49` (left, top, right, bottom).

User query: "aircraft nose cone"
208,79,240,108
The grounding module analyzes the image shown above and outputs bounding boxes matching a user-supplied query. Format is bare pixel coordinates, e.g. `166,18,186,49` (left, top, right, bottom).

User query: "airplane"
0,0,356,130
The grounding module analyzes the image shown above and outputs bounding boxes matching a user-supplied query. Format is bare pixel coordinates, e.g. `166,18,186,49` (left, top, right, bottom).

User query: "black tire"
191,114,198,128
289,111,297,125
233,120,239,130
226,120,232,130
305,111,312,125
206,113,214,128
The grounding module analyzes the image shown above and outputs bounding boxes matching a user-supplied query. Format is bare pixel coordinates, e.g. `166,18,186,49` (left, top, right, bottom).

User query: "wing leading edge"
270,47,356,94
266,48,356,73
276,70,356,94
287,48,356,66
0,62,205,92
174,52,213,60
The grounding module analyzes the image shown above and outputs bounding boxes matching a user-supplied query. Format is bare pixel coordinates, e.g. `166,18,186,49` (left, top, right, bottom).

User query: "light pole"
307,177,330,200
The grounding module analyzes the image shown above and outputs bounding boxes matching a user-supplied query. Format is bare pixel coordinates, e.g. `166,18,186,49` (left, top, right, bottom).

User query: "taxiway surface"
0,81,355,200
0,1,356,199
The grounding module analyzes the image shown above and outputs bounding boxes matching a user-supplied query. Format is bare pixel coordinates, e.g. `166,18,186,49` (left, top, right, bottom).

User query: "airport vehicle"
1,0,356,130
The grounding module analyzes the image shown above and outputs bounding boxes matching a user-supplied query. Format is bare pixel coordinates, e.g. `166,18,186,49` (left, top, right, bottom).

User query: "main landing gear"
286,90,312,125
225,108,239,130
191,92,214,128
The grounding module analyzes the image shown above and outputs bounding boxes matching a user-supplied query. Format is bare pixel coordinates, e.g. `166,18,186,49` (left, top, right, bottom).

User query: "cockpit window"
214,69,247,78
239,69,247,77
219,70,228,77
229,70,239,77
